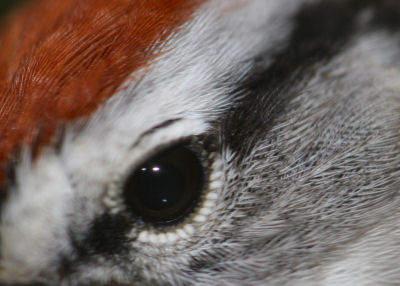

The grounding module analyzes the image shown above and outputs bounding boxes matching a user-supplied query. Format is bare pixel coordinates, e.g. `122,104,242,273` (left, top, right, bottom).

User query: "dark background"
0,0,27,20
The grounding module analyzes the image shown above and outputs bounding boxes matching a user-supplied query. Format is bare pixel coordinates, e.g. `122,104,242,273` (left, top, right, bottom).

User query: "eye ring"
121,141,207,226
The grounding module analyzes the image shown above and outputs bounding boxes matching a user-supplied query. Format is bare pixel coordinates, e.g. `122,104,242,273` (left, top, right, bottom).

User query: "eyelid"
130,118,183,150
103,134,223,244
101,119,207,215
133,151,223,244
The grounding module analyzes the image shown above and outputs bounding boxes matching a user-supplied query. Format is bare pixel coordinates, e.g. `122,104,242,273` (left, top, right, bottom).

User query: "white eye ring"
134,153,223,244
101,127,224,245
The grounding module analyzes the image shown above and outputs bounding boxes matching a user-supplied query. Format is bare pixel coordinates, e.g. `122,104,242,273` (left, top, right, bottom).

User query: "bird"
0,0,399,285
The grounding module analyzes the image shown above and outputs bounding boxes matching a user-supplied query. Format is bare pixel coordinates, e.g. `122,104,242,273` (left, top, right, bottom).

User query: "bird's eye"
122,143,205,226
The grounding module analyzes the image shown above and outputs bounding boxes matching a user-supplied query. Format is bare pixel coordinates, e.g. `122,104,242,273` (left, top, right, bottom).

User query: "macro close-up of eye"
122,143,205,226
1,0,400,285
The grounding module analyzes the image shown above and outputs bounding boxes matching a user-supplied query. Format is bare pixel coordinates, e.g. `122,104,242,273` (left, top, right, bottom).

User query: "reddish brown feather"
0,0,205,184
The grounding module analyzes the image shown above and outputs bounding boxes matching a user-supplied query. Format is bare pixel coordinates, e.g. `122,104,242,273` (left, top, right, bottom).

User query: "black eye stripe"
122,142,205,226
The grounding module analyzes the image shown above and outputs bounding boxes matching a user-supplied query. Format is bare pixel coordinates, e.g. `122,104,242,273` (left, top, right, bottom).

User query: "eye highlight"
122,143,205,226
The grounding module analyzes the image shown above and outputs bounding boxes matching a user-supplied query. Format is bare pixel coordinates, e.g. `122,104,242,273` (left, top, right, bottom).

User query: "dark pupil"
136,162,184,211
122,144,204,225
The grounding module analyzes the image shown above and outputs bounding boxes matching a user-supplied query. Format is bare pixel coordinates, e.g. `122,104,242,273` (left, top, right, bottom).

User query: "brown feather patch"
0,0,206,185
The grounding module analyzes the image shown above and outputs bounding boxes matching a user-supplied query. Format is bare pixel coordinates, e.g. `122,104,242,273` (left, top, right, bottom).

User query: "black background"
0,0,27,20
